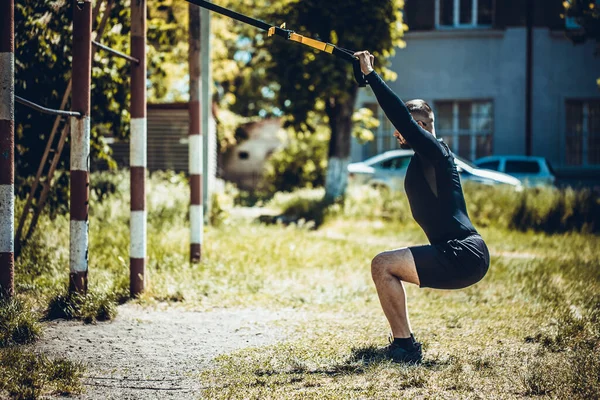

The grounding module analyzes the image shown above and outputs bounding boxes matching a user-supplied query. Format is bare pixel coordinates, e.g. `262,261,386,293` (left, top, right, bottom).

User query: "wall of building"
531,29,600,169
354,28,528,161
354,26,600,172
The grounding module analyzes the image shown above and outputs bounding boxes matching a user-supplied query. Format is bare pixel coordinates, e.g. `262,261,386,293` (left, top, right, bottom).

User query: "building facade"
353,0,600,175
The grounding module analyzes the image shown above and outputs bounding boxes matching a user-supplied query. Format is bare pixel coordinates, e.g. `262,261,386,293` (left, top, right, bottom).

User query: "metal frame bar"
92,40,140,64
15,95,82,117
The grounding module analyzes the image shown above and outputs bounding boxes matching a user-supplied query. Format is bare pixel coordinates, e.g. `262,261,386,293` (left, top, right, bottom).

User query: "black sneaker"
381,336,423,364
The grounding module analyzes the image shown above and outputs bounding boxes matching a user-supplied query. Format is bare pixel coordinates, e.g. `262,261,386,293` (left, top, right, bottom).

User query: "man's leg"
371,248,420,339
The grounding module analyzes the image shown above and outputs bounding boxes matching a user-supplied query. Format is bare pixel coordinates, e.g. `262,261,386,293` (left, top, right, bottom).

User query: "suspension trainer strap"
185,0,367,87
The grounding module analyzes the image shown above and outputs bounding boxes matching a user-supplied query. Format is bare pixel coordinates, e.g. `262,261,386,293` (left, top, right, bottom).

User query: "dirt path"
38,304,292,399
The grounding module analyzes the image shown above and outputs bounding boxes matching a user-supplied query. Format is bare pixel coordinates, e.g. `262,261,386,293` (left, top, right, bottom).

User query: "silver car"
348,150,523,191
473,155,556,187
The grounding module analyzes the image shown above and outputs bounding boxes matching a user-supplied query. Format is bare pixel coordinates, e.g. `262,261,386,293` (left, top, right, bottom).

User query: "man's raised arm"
354,51,445,160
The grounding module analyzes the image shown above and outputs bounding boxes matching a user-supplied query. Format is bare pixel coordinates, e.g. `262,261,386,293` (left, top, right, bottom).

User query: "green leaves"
352,107,380,144
14,0,192,192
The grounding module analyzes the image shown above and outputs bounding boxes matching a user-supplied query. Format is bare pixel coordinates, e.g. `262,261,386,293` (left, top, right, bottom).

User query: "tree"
563,0,600,45
249,0,405,202
562,0,600,86
14,0,191,189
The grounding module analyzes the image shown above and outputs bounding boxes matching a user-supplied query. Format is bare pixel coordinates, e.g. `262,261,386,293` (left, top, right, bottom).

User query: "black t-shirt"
366,71,478,244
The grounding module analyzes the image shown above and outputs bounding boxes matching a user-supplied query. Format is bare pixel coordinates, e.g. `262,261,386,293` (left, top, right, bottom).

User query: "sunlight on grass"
8,172,600,399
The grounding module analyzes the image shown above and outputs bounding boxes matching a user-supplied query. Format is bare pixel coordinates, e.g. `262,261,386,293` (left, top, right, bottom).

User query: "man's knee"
371,249,414,283
371,252,393,282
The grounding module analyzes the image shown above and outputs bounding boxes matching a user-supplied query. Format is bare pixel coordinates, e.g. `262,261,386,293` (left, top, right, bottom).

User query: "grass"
45,289,118,323
0,298,83,399
0,298,41,347
198,219,600,399
5,171,600,398
0,347,84,400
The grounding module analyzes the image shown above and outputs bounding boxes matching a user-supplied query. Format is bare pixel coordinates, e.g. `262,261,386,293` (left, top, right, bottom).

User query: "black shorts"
409,234,490,289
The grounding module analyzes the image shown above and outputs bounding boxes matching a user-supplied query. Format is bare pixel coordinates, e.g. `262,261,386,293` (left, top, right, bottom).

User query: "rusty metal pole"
0,0,15,298
189,4,203,263
130,0,147,296
70,0,93,294
201,7,213,224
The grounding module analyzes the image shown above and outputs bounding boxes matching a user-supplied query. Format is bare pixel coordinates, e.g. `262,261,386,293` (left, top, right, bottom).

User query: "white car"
348,150,523,192
473,155,556,187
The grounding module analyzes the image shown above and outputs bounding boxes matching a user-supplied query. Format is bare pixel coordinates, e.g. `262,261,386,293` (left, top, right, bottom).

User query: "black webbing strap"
185,0,367,86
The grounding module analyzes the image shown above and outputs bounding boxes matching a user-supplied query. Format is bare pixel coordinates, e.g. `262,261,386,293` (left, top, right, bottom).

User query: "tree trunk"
324,87,358,203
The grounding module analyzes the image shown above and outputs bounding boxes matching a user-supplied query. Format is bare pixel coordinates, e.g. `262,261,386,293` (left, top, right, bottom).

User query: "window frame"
434,99,494,161
565,99,600,167
361,99,495,161
435,0,494,29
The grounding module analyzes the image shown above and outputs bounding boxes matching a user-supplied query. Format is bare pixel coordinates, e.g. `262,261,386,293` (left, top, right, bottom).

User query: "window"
477,160,500,171
380,156,410,170
238,151,249,160
565,100,600,166
435,100,494,161
437,0,494,28
505,161,540,174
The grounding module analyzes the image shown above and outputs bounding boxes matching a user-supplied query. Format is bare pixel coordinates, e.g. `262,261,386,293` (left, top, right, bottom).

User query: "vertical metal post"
525,0,533,156
201,7,212,223
70,0,92,294
189,4,203,263
130,0,147,296
0,0,15,298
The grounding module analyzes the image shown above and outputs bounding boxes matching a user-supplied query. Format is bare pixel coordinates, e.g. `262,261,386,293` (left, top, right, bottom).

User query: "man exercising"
354,51,490,363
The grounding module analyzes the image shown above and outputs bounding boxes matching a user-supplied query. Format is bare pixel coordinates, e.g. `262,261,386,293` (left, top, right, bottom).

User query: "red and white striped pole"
0,0,15,298
201,7,213,224
130,0,146,296
189,4,203,263
70,0,92,293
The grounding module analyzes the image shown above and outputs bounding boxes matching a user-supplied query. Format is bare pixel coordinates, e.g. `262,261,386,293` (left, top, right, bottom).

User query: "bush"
262,126,329,195
0,298,41,347
341,185,412,223
339,183,600,234
510,186,600,234
461,182,522,229
15,172,70,220
46,290,117,324
267,188,330,227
